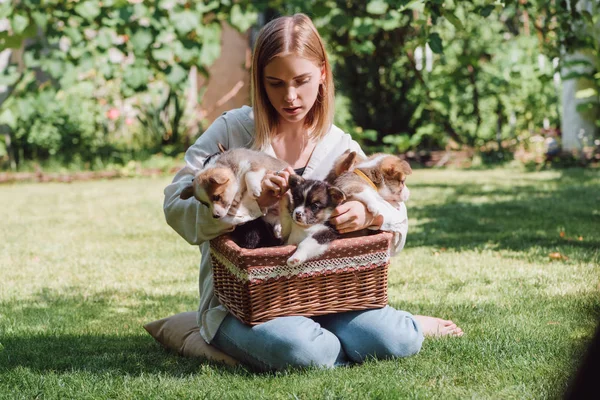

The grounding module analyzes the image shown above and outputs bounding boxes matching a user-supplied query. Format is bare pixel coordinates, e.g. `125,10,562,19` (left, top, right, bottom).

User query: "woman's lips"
283,106,302,115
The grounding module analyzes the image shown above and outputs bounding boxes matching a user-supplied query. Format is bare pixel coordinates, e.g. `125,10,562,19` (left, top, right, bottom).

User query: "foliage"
560,1,600,133
0,0,258,169
262,0,585,156
0,0,597,170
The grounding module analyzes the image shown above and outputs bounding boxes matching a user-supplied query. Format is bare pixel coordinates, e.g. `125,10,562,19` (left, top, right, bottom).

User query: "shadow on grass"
408,170,600,259
0,288,248,377
1,286,599,378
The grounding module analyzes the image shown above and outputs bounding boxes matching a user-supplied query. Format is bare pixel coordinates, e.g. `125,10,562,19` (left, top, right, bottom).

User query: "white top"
163,106,409,343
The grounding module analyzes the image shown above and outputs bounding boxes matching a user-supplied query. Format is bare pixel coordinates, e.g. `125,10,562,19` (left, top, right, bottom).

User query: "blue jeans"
211,306,424,371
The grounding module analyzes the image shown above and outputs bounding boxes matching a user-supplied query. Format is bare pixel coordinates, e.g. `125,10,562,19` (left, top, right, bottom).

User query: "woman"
164,14,462,372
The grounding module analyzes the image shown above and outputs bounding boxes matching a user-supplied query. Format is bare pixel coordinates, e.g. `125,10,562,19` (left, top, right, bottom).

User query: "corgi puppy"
180,147,289,223
280,175,346,266
330,152,412,222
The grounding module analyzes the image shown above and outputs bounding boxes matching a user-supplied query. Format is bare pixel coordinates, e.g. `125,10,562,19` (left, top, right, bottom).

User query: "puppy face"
378,156,412,203
286,175,345,227
180,167,238,218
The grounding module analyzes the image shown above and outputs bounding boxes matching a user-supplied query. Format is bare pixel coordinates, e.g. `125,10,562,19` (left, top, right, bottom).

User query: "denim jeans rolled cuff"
211,306,423,372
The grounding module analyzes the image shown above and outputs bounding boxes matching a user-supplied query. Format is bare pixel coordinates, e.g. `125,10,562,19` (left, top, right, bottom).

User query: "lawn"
1,168,598,399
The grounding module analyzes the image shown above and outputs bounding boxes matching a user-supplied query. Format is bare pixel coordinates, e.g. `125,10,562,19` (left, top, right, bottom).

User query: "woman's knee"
325,307,424,362
215,315,342,371
379,323,424,359
268,321,342,369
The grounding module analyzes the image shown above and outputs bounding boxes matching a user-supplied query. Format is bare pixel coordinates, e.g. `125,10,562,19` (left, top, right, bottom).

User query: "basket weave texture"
210,231,393,325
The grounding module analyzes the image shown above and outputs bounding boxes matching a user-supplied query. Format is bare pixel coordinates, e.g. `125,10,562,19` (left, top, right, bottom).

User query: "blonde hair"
251,13,335,151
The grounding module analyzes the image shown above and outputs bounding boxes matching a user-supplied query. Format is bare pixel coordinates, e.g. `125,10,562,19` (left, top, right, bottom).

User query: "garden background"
1,1,599,399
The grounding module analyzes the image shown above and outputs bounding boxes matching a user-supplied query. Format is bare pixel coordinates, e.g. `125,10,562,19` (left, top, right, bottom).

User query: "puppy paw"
286,255,304,267
366,204,381,216
233,192,242,205
273,223,282,239
249,185,262,199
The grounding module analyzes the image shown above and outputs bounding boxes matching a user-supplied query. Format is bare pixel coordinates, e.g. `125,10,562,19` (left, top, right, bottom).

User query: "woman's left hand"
256,166,295,210
329,200,382,234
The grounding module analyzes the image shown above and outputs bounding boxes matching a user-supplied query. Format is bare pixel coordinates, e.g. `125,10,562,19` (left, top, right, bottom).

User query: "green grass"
1,167,598,399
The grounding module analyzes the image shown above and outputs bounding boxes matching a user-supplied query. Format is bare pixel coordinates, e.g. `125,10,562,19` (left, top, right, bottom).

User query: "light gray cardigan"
163,106,409,343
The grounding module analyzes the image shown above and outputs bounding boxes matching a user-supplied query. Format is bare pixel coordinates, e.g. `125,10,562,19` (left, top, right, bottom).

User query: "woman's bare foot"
413,315,464,337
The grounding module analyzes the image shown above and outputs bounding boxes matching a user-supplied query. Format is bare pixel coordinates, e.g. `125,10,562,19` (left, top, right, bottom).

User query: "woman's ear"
320,65,326,84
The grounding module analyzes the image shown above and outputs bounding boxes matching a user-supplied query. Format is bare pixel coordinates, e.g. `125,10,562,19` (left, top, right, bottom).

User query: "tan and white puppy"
330,151,412,222
180,147,289,226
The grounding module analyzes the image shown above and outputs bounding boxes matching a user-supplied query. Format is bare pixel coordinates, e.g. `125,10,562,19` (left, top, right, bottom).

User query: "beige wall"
198,23,252,125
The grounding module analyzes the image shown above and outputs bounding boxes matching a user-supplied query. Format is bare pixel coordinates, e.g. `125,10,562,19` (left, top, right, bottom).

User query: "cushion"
143,311,239,366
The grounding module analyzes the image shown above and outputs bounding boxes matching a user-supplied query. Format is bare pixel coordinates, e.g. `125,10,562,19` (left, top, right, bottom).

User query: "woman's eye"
297,79,310,86
212,195,221,201
268,81,283,87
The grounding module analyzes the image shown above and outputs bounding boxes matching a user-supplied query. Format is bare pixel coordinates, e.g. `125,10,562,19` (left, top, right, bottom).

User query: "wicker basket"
210,231,393,325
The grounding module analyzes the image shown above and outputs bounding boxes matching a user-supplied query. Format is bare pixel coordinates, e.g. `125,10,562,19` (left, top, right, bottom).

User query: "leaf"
399,0,423,12
330,14,350,29
123,64,151,90
366,0,389,15
94,29,112,49
549,252,568,261
166,64,187,86
31,11,48,30
575,88,598,99
130,29,153,53
229,4,257,32
580,10,593,25
173,41,198,63
480,5,494,17
11,13,29,35
442,10,463,30
171,11,198,35
198,42,220,67
428,32,443,54
152,47,173,62
0,108,17,129
75,1,101,21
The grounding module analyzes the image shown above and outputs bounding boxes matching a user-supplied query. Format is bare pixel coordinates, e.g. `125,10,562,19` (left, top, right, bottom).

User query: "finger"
263,180,279,193
270,175,288,190
336,217,358,231
329,214,348,226
330,204,350,218
336,223,355,232
284,166,295,175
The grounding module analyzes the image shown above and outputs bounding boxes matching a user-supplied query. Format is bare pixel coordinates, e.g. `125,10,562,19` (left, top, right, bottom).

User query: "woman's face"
263,54,323,125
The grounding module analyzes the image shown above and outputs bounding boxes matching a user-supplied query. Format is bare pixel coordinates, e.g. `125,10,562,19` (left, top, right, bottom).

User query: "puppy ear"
209,175,229,185
399,159,412,175
383,157,412,179
336,151,358,175
370,169,383,184
288,174,305,188
328,186,346,206
217,142,227,153
180,184,194,200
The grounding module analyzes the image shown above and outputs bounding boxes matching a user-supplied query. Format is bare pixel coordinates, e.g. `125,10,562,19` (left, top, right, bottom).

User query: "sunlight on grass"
1,168,599,399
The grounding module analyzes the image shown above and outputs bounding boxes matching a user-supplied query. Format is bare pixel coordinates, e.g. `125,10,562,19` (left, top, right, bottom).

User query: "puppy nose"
294,211,302,220
213,213,220,219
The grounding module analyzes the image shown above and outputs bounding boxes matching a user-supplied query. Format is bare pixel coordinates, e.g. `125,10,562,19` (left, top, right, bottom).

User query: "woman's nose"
284,86,297,103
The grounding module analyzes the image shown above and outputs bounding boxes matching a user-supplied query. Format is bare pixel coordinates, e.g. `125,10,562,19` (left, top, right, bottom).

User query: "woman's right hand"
257,166,295,210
